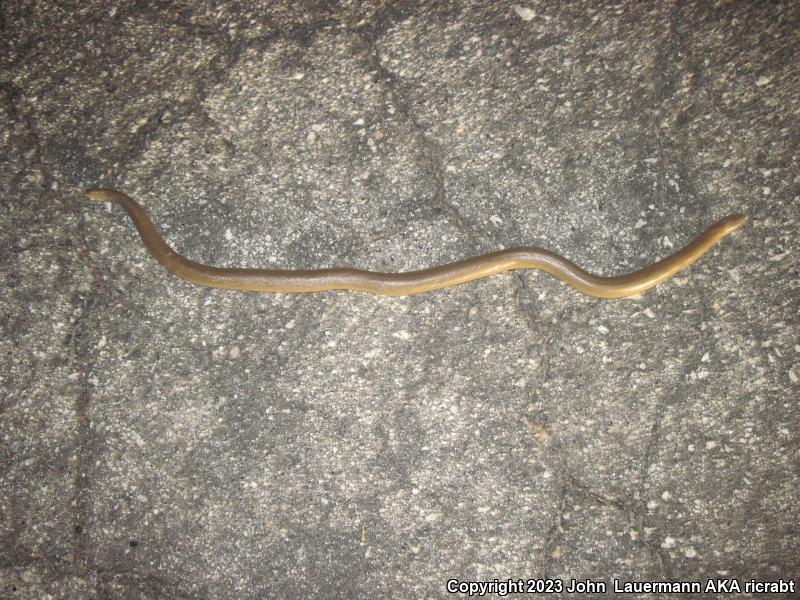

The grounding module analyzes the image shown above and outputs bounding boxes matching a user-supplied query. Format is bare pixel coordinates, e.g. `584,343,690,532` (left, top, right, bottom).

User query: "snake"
84,188,745,298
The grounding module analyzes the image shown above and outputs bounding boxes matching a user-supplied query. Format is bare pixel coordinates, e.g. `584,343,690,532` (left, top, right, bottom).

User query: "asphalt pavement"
1,2,798,598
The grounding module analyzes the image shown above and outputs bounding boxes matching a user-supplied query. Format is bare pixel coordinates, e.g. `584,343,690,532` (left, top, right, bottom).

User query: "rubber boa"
84,188,745,298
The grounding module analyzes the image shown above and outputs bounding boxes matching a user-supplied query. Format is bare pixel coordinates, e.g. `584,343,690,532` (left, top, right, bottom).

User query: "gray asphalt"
1,2,798,599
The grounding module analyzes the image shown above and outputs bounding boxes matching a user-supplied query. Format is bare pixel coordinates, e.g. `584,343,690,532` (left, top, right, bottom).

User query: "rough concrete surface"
1,1,798,599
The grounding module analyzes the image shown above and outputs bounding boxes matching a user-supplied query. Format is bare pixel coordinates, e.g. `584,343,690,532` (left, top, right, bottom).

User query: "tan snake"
84,188,745,298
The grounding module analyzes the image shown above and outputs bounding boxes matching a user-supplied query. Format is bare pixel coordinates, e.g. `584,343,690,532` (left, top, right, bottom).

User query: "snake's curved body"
84,188,745,298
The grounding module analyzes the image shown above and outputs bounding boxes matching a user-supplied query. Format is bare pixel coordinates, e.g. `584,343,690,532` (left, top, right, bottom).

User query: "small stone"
512,5,535,21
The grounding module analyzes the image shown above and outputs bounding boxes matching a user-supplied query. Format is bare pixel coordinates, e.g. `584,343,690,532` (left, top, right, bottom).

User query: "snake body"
84,188,745,298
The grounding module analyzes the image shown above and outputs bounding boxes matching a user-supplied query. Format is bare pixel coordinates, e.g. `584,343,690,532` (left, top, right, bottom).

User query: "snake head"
84,188,121,202
717,214,747,235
